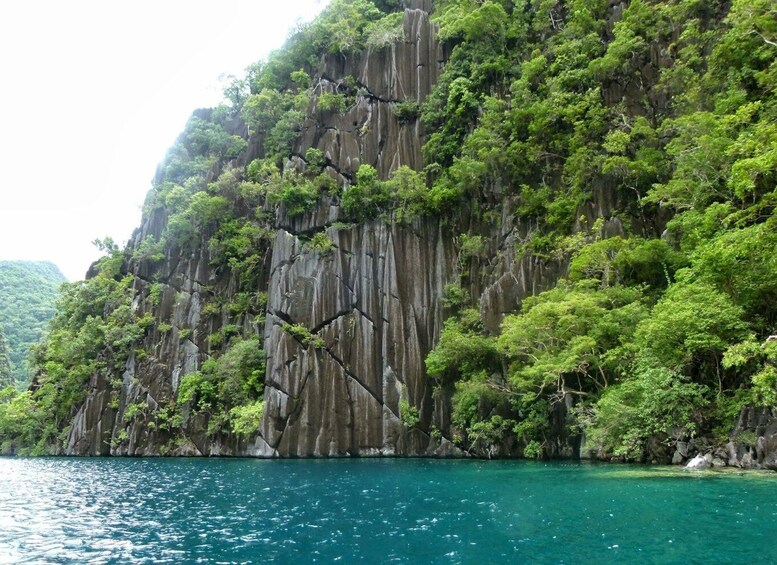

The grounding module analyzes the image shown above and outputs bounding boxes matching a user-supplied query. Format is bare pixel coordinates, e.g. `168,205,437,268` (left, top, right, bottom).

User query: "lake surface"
1,458,775,564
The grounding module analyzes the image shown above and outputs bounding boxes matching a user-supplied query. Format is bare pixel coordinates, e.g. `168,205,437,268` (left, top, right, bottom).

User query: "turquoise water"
1,458,775,563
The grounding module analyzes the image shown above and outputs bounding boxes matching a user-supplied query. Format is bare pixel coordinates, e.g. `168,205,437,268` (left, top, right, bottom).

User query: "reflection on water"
1,458,776,563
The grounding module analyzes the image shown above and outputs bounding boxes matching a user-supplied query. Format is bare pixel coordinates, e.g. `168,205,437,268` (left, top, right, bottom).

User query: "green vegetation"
365,11,405,49
0,329,13,388
342,164,429,223
317,91,351,113
0,261,67,386
400,398,420,428
304,231,336,256
394,100,421,125
421,0,777,460
282,323,325,349
0,387,41,454
0,248,150,454
177,336,266,437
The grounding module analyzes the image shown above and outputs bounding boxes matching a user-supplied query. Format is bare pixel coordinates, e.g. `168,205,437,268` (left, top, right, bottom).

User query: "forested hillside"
1,0,775,464
0,328,12,388
0,261,67,385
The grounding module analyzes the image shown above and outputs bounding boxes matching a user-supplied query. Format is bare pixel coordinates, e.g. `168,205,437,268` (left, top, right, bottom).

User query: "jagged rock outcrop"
300,3,443,180
63,2,455,457
250,3,459,456
663,406,777,471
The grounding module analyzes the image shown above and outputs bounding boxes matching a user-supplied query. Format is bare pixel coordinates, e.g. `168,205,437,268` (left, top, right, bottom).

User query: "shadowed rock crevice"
322,340,388,414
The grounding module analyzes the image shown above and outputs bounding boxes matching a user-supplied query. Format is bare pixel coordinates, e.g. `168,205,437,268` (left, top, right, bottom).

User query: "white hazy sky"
0,0,327,282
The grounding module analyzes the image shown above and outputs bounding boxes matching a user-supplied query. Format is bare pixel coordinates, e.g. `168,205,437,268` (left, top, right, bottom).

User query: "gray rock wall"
63,4,447,458
251,4,455,456
260,220,457,456
298,5,443,180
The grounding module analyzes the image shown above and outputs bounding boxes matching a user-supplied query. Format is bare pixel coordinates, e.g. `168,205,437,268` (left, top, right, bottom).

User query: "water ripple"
2,458,777,563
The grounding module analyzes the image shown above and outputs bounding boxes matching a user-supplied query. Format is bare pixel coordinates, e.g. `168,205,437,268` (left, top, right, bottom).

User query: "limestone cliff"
65,1,582,457
58,0,777,467
64,1,654,459
66,2,459,456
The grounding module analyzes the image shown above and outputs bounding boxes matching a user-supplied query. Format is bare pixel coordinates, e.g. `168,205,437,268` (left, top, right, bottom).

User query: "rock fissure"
321,344,388,414
311,308,356,336
268,309,295,327
353,306,376,328
318,156,354,183
334,273,356,295
354,81,395,104
268,258,294,279
341,364,357,455
271,369,312,451
265,381,293,399
286,224,342,240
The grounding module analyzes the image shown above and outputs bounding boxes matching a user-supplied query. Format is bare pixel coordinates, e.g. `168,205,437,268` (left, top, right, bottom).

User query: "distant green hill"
0,327,12,387
0,261,67,385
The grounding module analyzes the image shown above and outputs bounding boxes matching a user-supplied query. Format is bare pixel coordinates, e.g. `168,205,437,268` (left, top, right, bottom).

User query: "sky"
0,0,327,282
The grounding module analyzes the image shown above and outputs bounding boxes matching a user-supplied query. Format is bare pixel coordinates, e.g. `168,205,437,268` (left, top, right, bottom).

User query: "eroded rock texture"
261,221,456,456
299,3,443,180
250,3,453,457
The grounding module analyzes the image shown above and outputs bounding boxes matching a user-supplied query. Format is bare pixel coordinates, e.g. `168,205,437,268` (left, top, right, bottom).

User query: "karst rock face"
64,1,626,458
65,2,459,457
259,2,454,457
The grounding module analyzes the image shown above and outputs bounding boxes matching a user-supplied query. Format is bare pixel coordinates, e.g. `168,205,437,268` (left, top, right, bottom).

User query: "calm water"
1,458,775,564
